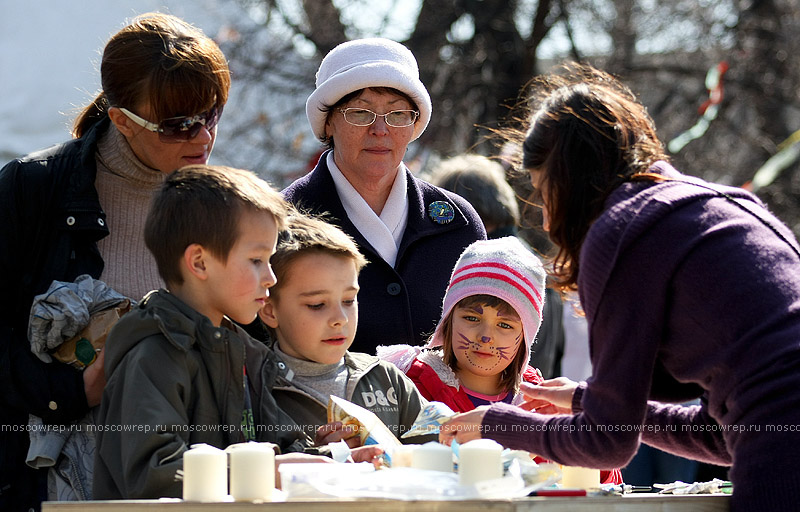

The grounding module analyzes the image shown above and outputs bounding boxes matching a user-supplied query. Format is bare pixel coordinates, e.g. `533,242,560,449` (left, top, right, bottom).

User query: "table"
44,494,729,512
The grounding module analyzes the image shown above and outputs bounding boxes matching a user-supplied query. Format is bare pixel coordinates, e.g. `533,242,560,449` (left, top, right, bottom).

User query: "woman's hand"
517,377,578,415
83,348,106,407
438,406,490,446
315,421,361,448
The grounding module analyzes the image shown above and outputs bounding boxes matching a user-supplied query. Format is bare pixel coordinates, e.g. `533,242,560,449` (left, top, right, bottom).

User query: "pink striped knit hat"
427,237,547,363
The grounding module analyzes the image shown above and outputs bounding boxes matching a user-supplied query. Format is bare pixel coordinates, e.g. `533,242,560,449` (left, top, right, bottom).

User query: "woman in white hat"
282,38,486,354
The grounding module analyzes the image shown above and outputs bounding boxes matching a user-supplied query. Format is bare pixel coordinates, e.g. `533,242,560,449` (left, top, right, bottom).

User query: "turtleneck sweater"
94,126,165,302
273,343,348,406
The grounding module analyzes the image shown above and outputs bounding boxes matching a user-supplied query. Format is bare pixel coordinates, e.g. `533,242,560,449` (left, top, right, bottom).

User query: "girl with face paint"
445,294,530,400
378,237,622,484
379,237,546,411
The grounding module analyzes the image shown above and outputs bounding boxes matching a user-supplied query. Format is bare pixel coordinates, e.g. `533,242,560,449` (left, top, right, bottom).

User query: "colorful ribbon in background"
668,61,800,192
743,128,800,192
667,61,729,154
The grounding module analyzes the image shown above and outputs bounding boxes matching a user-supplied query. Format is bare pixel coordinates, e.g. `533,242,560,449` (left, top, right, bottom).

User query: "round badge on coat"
428,201,454,224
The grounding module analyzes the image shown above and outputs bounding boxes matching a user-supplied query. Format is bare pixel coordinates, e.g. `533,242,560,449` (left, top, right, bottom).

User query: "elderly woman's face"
326,88,416,185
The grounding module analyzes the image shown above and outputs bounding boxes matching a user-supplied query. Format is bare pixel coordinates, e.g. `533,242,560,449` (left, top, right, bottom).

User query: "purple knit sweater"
482,162,800,510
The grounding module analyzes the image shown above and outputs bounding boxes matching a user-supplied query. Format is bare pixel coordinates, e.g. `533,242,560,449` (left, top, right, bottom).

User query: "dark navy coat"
282,152,486,354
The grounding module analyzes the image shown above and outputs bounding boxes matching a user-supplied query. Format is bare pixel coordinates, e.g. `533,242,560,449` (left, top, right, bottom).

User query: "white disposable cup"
560,465,600,489
458,439,503,486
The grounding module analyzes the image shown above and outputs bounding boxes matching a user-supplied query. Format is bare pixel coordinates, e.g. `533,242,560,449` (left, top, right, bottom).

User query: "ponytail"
72,93,109,139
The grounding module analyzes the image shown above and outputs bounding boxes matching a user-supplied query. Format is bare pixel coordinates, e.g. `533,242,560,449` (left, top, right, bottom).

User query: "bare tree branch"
216,0,800,234
301,0,347,54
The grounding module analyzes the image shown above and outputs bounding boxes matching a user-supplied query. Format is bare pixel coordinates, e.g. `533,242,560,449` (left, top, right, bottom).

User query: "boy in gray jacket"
258,213,432,448
94,165,331,499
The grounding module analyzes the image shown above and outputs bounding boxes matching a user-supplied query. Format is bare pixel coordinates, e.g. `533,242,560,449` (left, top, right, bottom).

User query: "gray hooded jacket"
94,290,311,499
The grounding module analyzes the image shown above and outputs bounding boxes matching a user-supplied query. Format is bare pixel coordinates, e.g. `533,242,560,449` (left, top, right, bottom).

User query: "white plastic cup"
560,465,600,489
458,439,503,485
391,445,417,468
411,441,453,472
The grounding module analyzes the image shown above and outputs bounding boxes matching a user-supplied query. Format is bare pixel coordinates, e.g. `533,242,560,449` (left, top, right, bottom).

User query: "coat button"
49,401,58,410
213,331,222,339
66,216,76,226
387,283,401,296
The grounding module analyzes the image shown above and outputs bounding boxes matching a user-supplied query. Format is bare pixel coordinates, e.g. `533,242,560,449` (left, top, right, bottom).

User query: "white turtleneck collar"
327,151,409,267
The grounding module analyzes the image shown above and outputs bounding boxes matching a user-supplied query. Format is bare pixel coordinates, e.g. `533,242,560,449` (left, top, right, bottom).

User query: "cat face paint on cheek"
494,345,512,360
455,332,472,350
455,330,505,372
450,304,524,377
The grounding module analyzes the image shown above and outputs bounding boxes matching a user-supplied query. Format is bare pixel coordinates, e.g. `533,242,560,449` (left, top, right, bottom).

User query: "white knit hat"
306,38,432,142
427,237,547,364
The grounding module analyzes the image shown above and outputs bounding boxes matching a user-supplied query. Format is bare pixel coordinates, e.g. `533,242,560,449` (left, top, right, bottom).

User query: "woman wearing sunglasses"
281,38,486,357
0,12,228,509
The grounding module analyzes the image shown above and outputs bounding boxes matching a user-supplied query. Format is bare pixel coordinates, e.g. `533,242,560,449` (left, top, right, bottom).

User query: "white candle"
411,441,453,472
182,444,227,502
458,439,503,486
227,442,276,502
560,465,600,489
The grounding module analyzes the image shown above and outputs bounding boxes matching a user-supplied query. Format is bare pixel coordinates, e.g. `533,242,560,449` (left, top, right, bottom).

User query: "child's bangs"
457,294,520,319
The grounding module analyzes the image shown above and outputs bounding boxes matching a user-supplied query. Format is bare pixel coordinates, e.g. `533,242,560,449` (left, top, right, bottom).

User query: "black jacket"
0,118,110,510
282,152,486,354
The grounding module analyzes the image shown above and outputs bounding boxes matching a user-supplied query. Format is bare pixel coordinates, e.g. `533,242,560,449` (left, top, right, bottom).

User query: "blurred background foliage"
210,0,800,237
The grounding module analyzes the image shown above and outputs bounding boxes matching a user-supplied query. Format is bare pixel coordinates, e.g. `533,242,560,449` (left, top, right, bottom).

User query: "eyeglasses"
117,105,223,143
338,108,419,128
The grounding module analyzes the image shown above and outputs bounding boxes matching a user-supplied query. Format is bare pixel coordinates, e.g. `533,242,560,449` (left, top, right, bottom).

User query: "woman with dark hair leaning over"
0,13,229,509
440,63,800,512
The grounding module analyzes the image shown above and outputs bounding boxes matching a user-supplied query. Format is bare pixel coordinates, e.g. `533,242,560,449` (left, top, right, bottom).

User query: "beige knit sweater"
94,126,166,302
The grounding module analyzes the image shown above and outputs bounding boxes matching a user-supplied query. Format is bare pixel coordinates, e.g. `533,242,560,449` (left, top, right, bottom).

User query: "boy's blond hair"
268,213,367,300
144,164,288,286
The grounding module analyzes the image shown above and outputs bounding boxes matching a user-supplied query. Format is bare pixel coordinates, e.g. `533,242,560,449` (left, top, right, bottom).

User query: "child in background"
378,237,622,484
94,166,331,499
258,213,432,448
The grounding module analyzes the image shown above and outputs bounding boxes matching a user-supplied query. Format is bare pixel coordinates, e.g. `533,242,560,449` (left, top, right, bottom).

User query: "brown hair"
439,294,528,394
144,165,288,286
268,212,368,300
506,63,668,289
427,154,519,232
73,12,230,138
320,87,419,148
